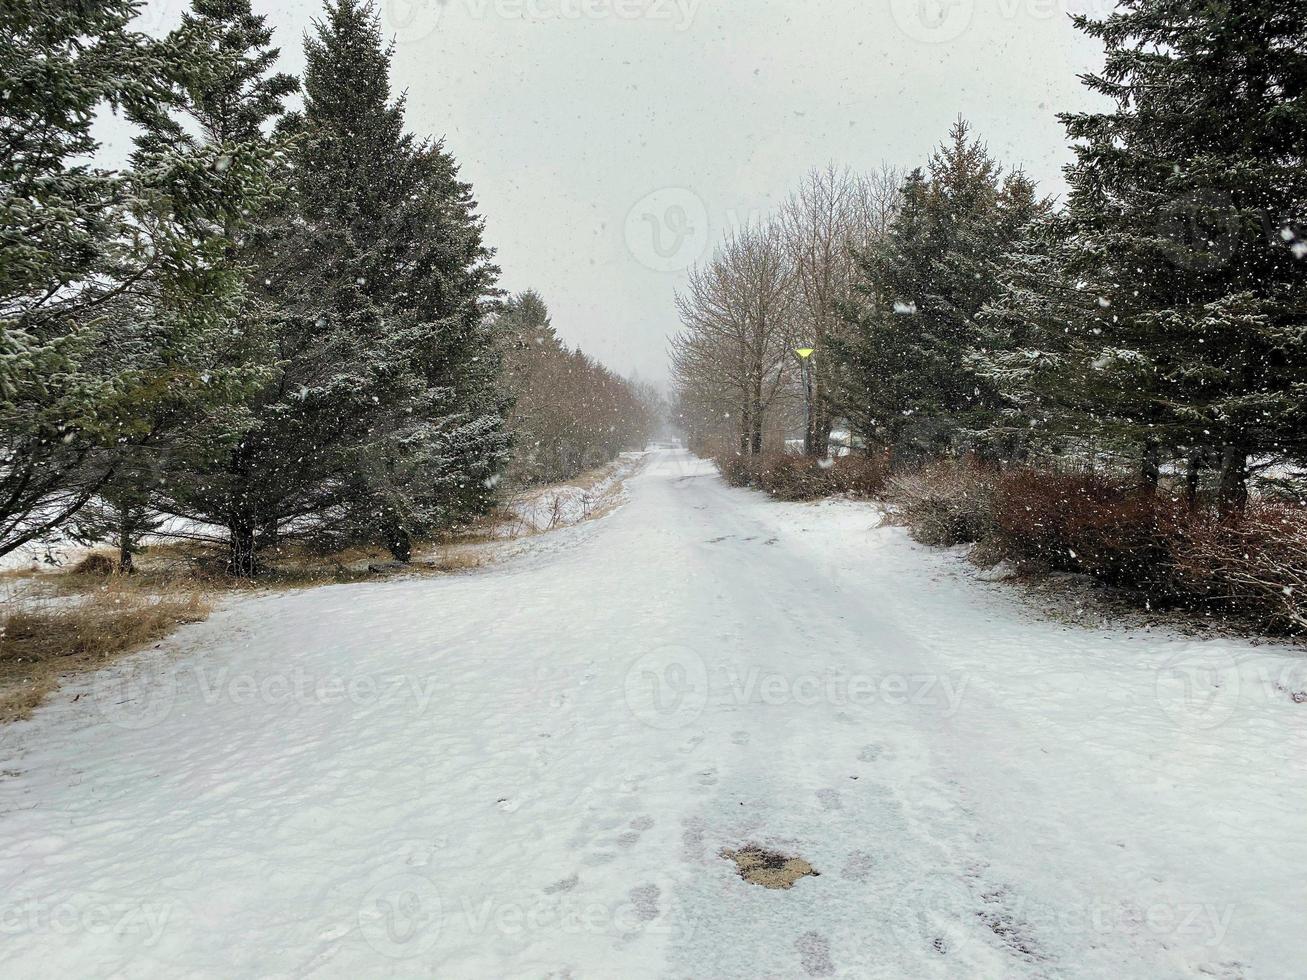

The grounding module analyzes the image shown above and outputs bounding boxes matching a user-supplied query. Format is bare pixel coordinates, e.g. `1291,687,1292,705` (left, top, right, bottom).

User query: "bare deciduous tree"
500,291,659,485
671,223,799,455
779,163,900,456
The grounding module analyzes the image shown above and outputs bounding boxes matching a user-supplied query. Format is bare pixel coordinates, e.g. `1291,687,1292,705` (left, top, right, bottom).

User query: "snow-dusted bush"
991,471,1307,636
1172,504,1307,635
716,454,885,501
990,470,1181,591
885,461,997,546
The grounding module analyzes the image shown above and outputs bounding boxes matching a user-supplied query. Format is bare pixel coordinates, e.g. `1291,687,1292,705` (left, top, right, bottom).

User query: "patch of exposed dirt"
721,845,820,890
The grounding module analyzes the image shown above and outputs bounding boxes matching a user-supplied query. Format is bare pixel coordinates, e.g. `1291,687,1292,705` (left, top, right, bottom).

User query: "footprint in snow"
681,817,706,863
627,884,660,923
841,850,876,881
816,788,843,811
630,815,655,831
697,769,718,787
387,836,447,868
796,932,836,977
544,873,579,894
858,744,883,763
731,730,751,745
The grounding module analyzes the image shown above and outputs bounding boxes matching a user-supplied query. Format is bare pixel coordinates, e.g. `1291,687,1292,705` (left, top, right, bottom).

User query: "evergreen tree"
968,214,1109,465
1056,0,1307,507
180,0,506,569
118,0,300,575
831,121,1049,463
0,0,269,558
499,291,654,485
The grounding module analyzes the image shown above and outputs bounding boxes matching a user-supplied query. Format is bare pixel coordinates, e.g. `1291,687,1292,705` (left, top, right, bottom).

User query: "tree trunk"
1217,443,1250,516
1140,438,1161,492
751,380,764,456
387,524,412,564
812,413,833,458
226,442,260,577
228,518,259,578
115,502,134,574
1184,451,1202,510
117,530,134,574
811,367,832,458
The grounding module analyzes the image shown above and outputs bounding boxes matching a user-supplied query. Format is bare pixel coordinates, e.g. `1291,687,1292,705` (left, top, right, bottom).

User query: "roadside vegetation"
1,1,663,720
0,457,635,723
715,453,885,502
680,3,1306,644
885,461,1307,639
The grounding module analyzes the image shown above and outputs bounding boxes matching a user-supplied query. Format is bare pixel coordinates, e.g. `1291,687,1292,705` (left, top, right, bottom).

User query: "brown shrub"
72,551,120,576
792,451,1307,639
0,592,210,722
885,460,998,546
827,456,888,497
715,453,885,501
989,470,1307,635
1172,503,1307,634
991,470,1182,592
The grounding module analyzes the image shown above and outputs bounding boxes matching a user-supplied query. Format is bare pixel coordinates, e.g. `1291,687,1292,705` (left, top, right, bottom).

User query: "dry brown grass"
0,461,630,725
0,589,210,723
720,845,821,890
0,536,489,724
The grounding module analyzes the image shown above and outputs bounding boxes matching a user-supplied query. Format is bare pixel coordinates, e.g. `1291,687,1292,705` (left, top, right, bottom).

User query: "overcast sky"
125,0,1110,385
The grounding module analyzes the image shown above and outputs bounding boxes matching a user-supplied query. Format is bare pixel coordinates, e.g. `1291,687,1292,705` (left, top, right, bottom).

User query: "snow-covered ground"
1,449,1304,978
498,453,646,537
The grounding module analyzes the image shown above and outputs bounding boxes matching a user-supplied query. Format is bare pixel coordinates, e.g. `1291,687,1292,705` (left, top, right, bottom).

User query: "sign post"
795,348,815,456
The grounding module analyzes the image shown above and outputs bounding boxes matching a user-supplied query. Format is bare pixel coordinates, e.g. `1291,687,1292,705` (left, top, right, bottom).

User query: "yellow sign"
795,348,815,360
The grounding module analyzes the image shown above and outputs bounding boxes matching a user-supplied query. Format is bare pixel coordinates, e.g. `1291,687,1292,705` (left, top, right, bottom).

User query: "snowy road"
2,450,1304,978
